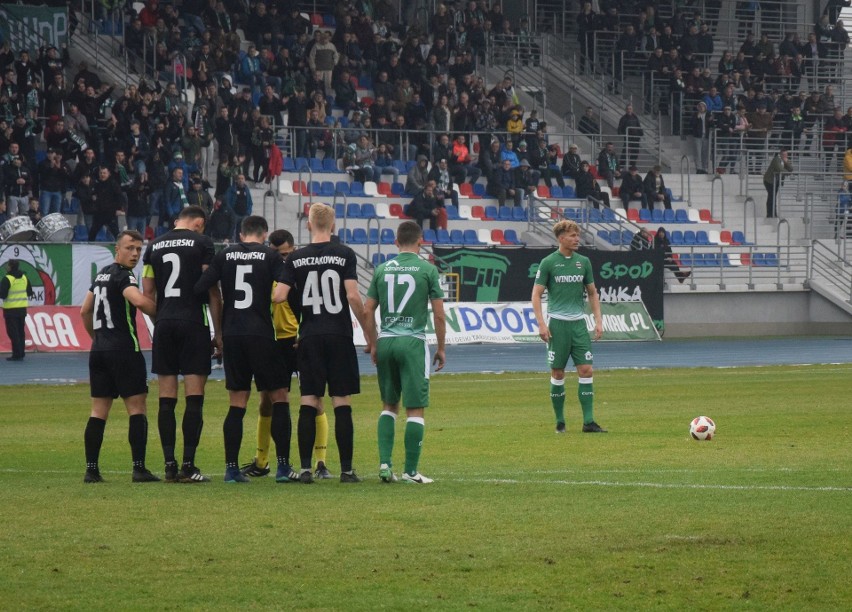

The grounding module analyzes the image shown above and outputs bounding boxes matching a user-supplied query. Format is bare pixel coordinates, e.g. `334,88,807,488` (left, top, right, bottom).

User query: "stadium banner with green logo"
0,243,72,305
351,301,660,346
0,5,69,50
432,247,666,331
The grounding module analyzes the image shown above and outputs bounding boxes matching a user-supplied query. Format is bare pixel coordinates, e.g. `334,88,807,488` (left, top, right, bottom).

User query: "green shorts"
546,318,593,370
376,336,431,408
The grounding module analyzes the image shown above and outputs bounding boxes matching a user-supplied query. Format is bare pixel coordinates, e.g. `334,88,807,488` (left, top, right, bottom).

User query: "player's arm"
123,285,157,317
271,281,291,303
431,297,446,371
345,278,374,349
80,291,95,339
141,264,157,304
586,283,603,341
363,296,379,364
531,283,550,342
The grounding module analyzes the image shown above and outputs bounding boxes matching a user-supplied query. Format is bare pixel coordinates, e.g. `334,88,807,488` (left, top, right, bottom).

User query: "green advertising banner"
0,5,69,51
0,243,73,305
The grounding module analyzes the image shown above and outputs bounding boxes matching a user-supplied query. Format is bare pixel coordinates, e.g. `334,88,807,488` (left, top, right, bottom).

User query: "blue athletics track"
2,337,852,386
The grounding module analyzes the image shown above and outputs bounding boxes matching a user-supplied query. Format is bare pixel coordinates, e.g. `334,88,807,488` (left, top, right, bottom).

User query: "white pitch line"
451,478,852,493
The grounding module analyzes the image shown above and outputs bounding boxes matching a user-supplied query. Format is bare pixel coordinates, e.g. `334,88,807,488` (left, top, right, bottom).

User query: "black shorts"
223,335,288,392
89,350,148,399
297,334,360,398
151,319,212,376
274,336,299,391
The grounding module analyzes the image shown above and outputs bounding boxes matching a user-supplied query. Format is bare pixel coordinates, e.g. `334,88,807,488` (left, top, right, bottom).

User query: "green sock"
377,411,396,467
404,417,425,476
578,377,594,424
550,377,566,425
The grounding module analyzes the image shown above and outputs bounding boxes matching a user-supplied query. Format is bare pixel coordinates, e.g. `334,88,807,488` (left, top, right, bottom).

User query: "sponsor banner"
352,301,659,345
0,306,152,353
0,5,69,50
0,243,73,305
432,246,666,331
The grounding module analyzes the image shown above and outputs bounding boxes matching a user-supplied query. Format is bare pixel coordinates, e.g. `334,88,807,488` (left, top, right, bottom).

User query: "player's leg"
327,337,362,483
124,393,160,482
252,337,296,483
314,398,332,479
376,338,402,482
222,337,252,483
398,338,433,484
266,387,297,482
179,374,210,482
572,322,606,433
547,320,571,433
157,374,180,481
84,397,113,483
295,336,325,483
241,390,273,477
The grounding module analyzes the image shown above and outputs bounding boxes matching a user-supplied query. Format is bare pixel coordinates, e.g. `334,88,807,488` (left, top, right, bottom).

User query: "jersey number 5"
234,264,253,309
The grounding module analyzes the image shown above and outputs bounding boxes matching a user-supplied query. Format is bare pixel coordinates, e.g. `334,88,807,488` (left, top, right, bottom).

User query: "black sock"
271,402,291,466
223,407,245,469
297,405,318,470
334,405,354,473
84,416,106,471
182,395,204,466
128,414,148,470
158,397,178,464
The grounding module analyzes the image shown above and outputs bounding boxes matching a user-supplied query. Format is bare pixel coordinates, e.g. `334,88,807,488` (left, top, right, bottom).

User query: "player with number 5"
276,203,375,484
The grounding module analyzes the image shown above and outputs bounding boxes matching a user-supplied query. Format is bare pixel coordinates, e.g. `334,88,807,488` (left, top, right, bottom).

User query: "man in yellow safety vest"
1,259,34,361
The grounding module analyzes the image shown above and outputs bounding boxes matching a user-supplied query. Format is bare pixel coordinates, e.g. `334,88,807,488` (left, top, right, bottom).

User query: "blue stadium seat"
651,209,664,223
296,157,310,171
562,185,576,198
484,205,498,220
589,208,602,222
309,180,321,195
310,158,324,173
704,253,720,266
391,182,405,196
422,229,437,244
691,253,705,266
597,229,611,243
380,228,395,244
393,160,407,173
666,187,678,202
601,207,616,222
325,115,336,126
406,160,416,172
371,252,385,266
763,253,779,266
638,209,651,223
337,228,352,243
450,229,465,244
283,157,295,171
435,229,453,244
323,158,339,173
674,209,691,223
350,182,366,197
679,253,692,267
367,228,379,244
695,230,710,245
498,207,512,221
320,181,335,196
384,252,397,260
512,207,527,221
663,209,676,223
564,207,580,221
335,181,350,196
445,204,461,220
323,13,336,27
463,229,484,245
503,229,523,245
72,225,88,242
550,186,563,198
334,203,345,218
360,203,378,218
621,229,634,244
731,230,752,245
346,203,362,218
670,230,684,245
683,230,697,245
472,183,486,197
358,74,372,89
337,116,349,128
350,228,368,244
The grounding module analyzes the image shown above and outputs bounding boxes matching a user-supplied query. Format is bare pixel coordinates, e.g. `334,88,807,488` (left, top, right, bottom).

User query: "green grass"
1,365,850,610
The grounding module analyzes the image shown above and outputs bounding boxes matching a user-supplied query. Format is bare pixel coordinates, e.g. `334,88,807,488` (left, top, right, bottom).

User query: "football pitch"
1,365,850,610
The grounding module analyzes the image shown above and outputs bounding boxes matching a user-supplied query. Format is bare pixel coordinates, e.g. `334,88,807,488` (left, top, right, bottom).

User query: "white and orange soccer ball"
689,416,716,441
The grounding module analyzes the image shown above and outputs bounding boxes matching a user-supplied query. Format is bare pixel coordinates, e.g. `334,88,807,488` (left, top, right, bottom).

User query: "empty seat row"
421,228,524,246
338,227,397,245
675,252,779,267
670,229,752,246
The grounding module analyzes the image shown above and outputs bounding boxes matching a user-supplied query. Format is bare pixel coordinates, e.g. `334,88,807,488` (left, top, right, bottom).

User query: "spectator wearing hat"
187,176,214,216
620,165,647,209
561,144,582,180
596,142,622,190
644,165,672,210
167,150,196,189
506,109,524,145
499,140,520,169
206,198,235,242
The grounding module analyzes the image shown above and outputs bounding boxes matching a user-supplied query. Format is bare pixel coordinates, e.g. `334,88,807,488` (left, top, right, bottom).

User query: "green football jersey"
533,250,595,321
367,252,444,339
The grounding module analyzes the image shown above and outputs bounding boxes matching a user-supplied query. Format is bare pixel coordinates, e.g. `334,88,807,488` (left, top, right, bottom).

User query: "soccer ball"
689,416,716,440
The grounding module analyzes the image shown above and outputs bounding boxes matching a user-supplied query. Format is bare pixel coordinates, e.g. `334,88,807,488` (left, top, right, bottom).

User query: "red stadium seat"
377,182,392,196
612,186,620,197
720,230,733,244
536,185,550,198
589,165,599,179
491,229,510,245
471,205,485,219
311,13,323,27
458,183,473,198
626,208,640,222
